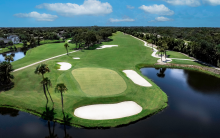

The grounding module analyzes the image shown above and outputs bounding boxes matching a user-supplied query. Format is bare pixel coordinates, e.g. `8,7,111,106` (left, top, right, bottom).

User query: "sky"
1,0,220,27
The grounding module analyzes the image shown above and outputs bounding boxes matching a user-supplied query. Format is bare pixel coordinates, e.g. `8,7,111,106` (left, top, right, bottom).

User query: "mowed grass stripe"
72,68,127,96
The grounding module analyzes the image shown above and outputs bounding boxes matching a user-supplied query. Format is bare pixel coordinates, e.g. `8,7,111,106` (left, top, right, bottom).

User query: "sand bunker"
67,40,71,43
123,70,152,87
73,57,80,59
74,101,142,120
96,45,118,49
57,62,72,70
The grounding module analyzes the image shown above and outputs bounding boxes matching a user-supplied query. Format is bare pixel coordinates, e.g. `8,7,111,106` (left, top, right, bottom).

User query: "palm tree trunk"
66,48,68,55
43,84,49,106
46,85,54,109
61,91,64,111
165,51,167,60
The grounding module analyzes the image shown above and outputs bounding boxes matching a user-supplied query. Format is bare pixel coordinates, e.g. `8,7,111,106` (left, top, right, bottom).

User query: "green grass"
157,51,192,59
166,51,192,59
72,68,127,96
0,43,24,54
0,32,167,127
40,39,64,45
11,42,76,69
54,63,61,69
171,59,209,67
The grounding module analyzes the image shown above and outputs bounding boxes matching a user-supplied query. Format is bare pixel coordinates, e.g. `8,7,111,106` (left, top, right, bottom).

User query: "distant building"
7,35,20,44
0,37,12,44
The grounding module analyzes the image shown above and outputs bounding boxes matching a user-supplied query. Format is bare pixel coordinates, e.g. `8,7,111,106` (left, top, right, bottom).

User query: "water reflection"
156,68,166,78
183,70,220,93
0,107,19,117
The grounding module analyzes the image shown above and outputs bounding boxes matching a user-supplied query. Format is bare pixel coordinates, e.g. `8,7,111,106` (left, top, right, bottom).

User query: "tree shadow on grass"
0,82,14,92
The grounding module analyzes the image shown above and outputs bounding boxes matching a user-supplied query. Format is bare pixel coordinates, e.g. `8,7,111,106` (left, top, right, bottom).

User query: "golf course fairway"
0,32,168,127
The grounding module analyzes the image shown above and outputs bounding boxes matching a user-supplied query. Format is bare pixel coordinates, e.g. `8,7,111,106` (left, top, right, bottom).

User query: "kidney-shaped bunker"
74,101,142,120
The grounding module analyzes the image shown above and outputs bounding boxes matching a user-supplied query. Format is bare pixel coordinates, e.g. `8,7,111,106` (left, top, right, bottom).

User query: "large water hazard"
1,68,220,138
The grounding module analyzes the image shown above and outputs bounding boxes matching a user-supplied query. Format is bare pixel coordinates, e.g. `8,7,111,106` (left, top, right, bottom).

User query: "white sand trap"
57,62,72,70
74,101,142,120
73,57,80,59
96,45,118,49
67,40,71,43
123,70,152,87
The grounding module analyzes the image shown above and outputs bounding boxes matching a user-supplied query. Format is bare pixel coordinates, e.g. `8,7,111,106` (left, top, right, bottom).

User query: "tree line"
117,27,220,67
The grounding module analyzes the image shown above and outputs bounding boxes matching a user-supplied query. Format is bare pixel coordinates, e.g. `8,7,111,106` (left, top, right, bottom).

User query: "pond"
0,48,28,62
0,68,220,138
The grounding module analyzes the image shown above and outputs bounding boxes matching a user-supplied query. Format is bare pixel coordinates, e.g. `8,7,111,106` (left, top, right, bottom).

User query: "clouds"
127,5,135,9
109,17,135,22
36,0,112,16
139,4,174,15
149,16,173,22
203,0,220,6
14,12,58,21
163,0,220,6
164,0,201,7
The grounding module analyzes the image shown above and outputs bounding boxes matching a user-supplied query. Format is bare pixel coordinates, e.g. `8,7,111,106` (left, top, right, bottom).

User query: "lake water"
0,68,220,138
0,48,28,62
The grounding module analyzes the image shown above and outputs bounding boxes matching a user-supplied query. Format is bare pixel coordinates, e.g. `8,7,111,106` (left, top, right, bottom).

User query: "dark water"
0,48,28,62
1,68,220,138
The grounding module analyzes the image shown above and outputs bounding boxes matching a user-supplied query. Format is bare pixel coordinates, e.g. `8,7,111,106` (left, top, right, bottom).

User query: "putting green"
72,68,127,96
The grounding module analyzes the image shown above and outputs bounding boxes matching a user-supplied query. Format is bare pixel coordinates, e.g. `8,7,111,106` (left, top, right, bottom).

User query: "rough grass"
0,32,167,127
171,59,210,67
72,68,127,96
166,51,193,59
54,63,61,69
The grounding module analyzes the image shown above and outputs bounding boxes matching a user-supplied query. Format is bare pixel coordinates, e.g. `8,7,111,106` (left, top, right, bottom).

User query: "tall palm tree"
34,64,50,79
40,78,49,105
55,83,68,111
64,43,69,55
4,55,14,62
162,42,168,60
44,77,54,109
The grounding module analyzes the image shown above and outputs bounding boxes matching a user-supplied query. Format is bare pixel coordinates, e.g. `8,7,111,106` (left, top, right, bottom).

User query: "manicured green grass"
0,32,167,127
11,42,76,69
72,68,127,96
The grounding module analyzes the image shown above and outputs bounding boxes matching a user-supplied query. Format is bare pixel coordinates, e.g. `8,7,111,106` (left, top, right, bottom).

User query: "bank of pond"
0,68,220,138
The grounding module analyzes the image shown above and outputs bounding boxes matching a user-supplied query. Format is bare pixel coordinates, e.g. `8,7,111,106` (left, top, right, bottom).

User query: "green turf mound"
72,68,127,96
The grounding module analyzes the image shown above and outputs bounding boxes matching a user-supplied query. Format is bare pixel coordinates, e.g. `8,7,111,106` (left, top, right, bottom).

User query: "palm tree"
64,43,69,55
55,83,68,111
44,77,54,109
40,78,49,105
162,42,168,60
34,64,50,79
4,55,14,62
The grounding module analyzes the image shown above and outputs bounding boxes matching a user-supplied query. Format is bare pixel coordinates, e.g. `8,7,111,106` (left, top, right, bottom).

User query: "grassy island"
0,32,168,127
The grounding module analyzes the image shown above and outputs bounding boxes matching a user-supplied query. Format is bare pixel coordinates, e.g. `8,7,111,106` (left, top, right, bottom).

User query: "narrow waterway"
0,68,220,138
